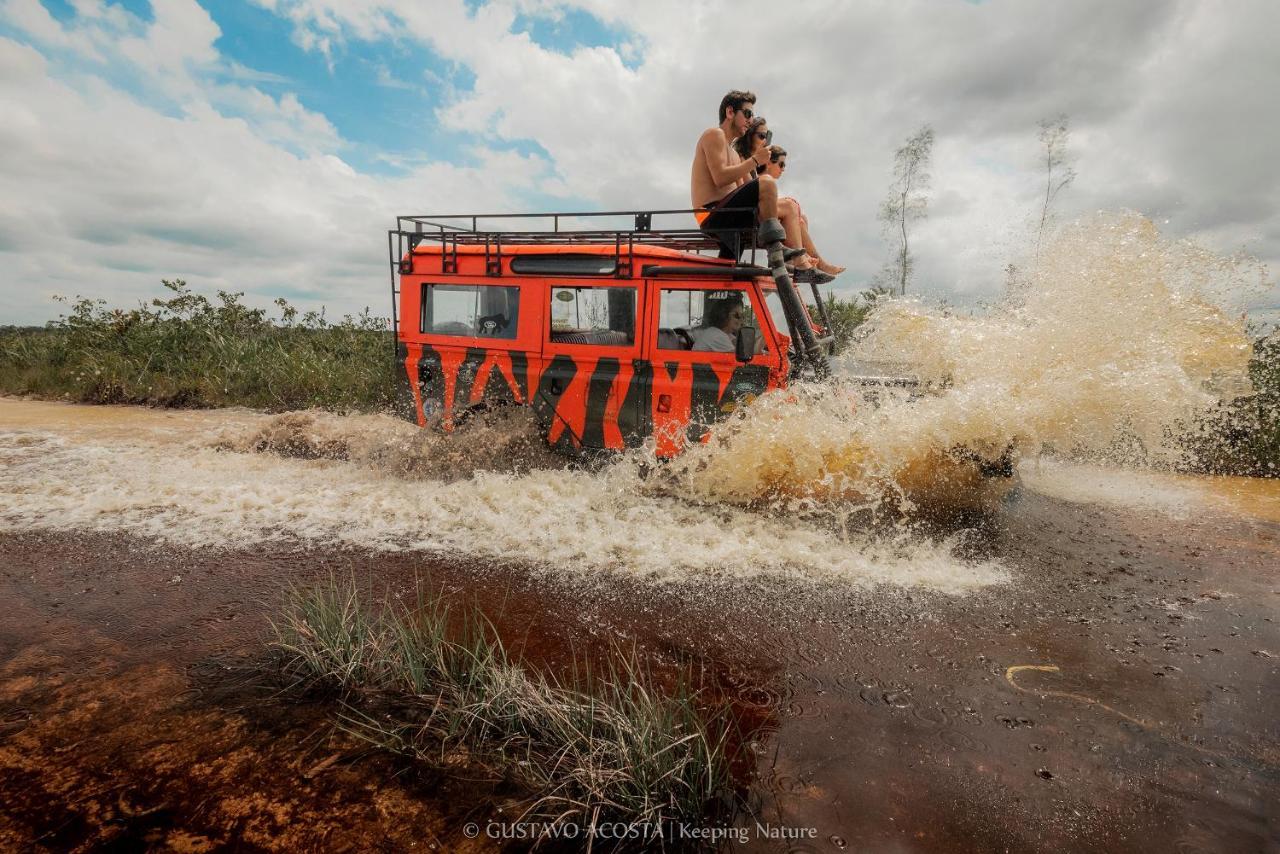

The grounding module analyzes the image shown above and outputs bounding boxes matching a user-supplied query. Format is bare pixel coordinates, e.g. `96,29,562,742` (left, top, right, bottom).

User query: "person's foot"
789,252,817,271
816,260,846,276
794,268,836,284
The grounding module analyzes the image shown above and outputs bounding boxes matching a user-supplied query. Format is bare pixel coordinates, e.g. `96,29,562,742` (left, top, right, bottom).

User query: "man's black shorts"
701,178,759,232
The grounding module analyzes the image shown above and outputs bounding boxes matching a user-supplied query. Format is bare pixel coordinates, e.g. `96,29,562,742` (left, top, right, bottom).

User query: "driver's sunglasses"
740,108,753,119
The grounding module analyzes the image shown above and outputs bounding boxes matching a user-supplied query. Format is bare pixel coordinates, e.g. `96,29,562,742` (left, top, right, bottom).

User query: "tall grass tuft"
0,280,394,412
270,573,387,688
270,576,742,835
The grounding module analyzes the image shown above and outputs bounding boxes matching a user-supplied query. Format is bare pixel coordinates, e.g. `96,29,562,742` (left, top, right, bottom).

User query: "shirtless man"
689,90,787,258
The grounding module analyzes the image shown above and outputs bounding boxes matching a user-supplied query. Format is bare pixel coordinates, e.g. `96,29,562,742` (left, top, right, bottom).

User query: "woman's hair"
768,144,787,162
704,296,744,331
732,117,768,161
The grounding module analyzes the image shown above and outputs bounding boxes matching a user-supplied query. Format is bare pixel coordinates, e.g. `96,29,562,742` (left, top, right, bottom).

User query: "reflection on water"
1023,458,1280,523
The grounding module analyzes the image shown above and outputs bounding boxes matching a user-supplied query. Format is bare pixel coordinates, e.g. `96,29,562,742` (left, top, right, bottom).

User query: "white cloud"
2,0,1277,326
0,25,555,324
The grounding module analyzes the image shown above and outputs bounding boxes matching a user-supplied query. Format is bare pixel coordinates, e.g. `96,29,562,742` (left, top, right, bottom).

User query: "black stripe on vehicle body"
533,354,579,446
686,363,770,443
619,360,652,447
687,363,723,443
417,344,446,423
451,347,489,410
580,358,620,449
722,365,769,404
508,351,529,401
480,360,520,407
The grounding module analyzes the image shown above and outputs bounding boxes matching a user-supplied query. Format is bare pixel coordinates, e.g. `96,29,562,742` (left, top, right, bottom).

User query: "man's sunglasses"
739,108,754,119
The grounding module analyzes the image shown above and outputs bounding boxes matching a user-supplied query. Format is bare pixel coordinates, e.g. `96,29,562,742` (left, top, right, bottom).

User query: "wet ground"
0,400,1278,851
2,490,1277,851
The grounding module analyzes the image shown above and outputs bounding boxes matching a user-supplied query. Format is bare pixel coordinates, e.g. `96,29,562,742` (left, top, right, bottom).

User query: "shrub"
0,280,395,412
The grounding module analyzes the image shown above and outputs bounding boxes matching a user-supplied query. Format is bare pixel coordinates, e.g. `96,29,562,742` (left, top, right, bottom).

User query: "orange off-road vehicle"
389,208,844,458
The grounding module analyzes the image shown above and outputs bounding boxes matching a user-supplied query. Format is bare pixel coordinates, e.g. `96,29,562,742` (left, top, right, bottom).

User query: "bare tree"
1036,114,1076,248
879,125,934,295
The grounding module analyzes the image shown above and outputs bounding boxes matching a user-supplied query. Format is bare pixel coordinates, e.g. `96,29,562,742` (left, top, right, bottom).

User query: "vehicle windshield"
762,287,793,338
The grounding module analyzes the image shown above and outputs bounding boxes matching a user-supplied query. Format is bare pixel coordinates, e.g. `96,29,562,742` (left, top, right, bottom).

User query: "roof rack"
392,207,751,249
390,208,758,266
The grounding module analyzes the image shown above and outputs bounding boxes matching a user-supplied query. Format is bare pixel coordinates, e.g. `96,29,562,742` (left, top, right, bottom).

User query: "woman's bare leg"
795,210,845,275
778,198,816,269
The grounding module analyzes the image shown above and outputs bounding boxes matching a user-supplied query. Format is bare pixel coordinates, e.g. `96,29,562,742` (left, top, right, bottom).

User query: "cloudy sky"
1,0,1277,326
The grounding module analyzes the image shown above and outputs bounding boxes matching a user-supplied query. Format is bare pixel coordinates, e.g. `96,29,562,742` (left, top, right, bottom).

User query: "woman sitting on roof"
762,144,846,280
735,122,846,282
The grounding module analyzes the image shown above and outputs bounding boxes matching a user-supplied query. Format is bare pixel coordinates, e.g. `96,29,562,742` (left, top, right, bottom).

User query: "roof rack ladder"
485,234,503,276
442,229,458,275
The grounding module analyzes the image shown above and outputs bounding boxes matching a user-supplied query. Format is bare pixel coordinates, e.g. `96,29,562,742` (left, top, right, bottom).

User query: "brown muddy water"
1,397,1277,852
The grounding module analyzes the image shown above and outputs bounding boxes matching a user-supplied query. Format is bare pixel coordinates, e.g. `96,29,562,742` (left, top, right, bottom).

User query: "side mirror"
736,325,757,362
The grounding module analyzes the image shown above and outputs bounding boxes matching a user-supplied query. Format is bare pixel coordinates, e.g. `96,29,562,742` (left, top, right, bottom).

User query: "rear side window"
420,283,520,338
548,286,636,346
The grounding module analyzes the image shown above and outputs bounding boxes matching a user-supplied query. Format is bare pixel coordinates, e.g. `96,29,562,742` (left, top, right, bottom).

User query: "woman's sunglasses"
755,130,773,144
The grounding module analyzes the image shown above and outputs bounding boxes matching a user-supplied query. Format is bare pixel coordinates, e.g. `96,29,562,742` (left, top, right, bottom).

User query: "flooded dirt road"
1,399,1277,851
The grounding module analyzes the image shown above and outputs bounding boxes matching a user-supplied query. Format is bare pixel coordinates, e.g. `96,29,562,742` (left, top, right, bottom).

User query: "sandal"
793,268,835,285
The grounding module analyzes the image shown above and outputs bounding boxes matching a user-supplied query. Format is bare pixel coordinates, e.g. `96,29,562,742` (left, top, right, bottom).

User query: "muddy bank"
2,480,1277,851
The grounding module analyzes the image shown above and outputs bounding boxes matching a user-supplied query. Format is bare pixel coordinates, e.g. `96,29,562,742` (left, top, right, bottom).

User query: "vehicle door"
535,281,649,452
643,280,779,458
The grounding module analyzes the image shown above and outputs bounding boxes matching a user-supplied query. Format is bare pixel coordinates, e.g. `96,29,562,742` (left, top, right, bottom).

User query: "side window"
657,287,762,352
420,283,520,339
548,286,636,346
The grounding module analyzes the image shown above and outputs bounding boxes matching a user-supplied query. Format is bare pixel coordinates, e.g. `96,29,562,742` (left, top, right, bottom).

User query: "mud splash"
662,213,1259,507
215,405,568,479
0,400,1008,591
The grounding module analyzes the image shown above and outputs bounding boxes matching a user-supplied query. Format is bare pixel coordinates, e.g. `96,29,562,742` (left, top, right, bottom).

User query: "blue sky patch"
513,7,641,70
200,1,509,175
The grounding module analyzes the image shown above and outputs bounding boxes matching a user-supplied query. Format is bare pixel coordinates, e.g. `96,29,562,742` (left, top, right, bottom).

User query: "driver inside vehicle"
692,296,746,352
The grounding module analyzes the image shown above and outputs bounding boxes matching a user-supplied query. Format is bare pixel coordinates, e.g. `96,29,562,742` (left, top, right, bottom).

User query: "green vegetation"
1184,331,1280,476
0,280,394,411
810,289,883,354
272,574,739,837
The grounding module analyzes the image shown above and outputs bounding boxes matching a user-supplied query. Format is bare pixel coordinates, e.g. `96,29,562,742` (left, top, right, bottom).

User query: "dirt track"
1,478,1277,851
